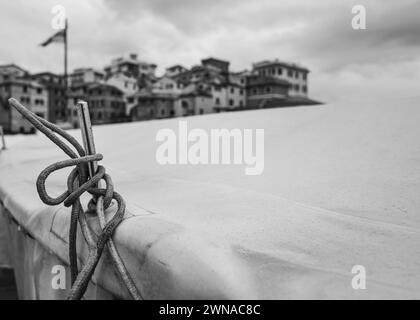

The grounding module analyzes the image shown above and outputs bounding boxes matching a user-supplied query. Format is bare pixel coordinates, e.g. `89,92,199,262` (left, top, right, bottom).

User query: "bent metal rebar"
7,97,142,300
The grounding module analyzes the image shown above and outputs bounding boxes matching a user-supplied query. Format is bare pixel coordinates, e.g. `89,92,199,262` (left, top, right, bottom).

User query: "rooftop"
72,68,104,75
166,65,187,71
0,63,28,75
253,59,310,72
201,57,230,65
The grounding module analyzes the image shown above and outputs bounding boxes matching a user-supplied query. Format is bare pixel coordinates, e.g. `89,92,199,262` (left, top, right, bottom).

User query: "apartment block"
252,59,309,97
30,72,66,123
246,74,290,109
0,73,48,133
69,68,105,87
67,82,126,127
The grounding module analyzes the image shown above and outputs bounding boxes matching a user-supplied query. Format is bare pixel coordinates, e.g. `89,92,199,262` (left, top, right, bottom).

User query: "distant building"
252,59,309,97
210,81,246,111
168,58,245,113
106,72,138,96
176,89,213,117
152,76,184,94
69,68,105,86
0,73,48,133
201,58,230,75
30,72,66,123
245,74,290,109
164,65,188,78
0,57,316,129
171,57,230,85
0,64,28,78
104,53,157,79
129,91,177,121
67,82,126,127
229,72,247,87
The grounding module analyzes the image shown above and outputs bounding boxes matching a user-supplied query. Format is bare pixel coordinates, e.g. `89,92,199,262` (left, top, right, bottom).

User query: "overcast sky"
0,0,419,102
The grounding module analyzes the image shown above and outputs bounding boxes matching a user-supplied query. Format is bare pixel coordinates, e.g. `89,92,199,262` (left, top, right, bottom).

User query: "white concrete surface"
1,96,420,298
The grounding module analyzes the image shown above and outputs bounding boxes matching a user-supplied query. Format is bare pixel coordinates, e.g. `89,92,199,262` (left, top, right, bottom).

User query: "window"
302,85,307,93
252,89,257,95
295,72,299,79
230,87,234,94
277,68,282,75
288,70,292,77
161,109,165,116
240,89,244,95
303,73,307,80
294,84,299,91
266,87,272,93
199,109,204,115
23,86,28,93
229,99,234,106
215,97,220,105
37,88,42,94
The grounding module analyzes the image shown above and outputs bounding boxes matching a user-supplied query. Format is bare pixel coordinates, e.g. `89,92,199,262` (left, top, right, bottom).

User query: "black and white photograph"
0,0,419,307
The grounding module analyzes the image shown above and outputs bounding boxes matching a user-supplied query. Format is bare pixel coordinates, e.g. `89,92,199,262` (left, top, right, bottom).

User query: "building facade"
30,72,66,123
0,73,48,133
246,74,290,109
252,59,309,97
175,90,213,117
106,72,138,96
129,91,176,121
201,58,230,75
211,82,246,111
152,76,184,94
0,56,315,130
67,83,126,127
164,65,188,78
104,53,156,79
0,64,28,78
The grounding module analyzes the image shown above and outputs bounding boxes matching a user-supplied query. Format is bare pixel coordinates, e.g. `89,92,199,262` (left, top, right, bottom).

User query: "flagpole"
64,19,68,119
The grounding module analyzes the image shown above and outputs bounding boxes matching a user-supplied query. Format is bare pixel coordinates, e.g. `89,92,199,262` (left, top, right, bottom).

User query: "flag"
40,29,65,47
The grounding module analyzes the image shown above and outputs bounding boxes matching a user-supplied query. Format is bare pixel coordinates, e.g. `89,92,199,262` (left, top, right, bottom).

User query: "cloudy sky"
0,0,419,102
